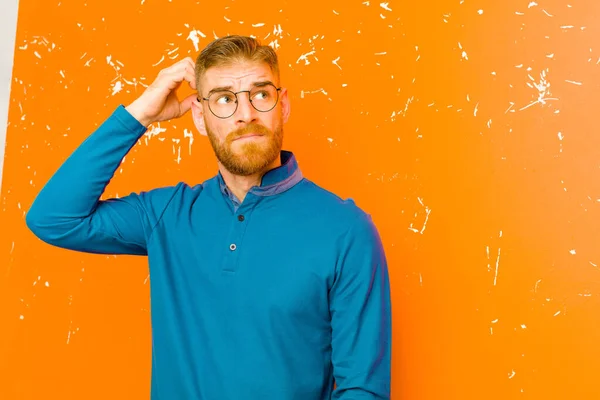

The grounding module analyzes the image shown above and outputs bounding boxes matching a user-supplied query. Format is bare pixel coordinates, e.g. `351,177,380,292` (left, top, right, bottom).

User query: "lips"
229,124,270,142
233,133,264,141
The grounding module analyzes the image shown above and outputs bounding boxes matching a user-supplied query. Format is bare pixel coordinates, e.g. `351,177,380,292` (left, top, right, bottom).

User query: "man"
26,35,391,399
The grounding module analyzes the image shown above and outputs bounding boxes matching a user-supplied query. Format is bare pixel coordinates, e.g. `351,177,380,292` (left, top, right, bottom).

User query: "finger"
179,93,197,115
183,58,197,81
181,57,196,73
185,66,197,89
157,71,184,92
169,62,195,82
160,57,193,77
185,57,195,70
176,56,193,68
158,68,196,91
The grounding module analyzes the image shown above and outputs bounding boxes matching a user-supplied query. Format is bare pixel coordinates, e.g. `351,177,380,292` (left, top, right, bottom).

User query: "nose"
233,91,257,123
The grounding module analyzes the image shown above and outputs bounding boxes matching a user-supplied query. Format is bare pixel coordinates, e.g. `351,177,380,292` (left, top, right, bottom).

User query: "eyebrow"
206,80,276,97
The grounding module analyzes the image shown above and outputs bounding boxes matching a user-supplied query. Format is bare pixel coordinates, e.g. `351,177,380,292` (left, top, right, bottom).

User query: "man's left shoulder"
298,178,375,230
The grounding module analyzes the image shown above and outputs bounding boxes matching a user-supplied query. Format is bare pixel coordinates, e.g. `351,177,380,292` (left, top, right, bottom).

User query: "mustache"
228,123,271,141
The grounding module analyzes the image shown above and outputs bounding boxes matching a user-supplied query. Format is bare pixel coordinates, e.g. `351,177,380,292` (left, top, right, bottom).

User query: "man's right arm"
26,57,199,255
25,105,179,255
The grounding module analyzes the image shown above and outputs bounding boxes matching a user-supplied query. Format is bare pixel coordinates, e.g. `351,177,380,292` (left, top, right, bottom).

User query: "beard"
206,118,283,176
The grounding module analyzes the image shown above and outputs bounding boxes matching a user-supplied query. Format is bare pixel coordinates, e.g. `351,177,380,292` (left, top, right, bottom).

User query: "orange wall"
2,0,600,399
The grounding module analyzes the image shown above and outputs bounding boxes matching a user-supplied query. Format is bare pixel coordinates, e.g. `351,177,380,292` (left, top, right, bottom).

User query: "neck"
219,156,282,203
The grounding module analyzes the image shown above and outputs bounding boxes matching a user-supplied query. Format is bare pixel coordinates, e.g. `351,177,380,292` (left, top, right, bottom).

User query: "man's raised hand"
126,57,197,126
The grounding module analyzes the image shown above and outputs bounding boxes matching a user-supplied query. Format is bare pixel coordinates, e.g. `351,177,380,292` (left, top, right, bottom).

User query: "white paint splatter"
111,81,123,96
152,55,165,67
332,56,342,70
380,2,392,11
144,123,167,144
184,128,195,149
273,24,283,38
520,69,559,111
296,51,316,65
167,47,179,57
494,247,501,285
408,197,431,234
187,29,206,52
268,39,280,50
458,42,468,60
300,88,328,99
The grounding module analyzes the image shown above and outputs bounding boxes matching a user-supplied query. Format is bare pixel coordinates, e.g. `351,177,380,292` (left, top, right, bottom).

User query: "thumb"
179,93,198,116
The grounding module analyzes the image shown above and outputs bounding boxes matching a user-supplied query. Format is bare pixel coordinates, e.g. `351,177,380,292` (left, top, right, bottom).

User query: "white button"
229,244,237,251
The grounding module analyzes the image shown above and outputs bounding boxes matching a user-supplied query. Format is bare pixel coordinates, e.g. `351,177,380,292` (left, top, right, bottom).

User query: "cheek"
260,114,280,131
206,119,230,142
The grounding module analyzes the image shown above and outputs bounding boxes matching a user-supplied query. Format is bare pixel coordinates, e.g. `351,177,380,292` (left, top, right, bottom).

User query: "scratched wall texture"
1,0,600,399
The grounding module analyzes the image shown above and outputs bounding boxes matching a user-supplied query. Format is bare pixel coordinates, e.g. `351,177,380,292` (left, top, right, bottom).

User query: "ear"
191,98,208,136
279,87,291,124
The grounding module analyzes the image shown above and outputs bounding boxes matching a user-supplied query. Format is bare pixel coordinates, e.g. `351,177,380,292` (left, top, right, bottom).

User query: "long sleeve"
26,105,180,255
329,213,392,399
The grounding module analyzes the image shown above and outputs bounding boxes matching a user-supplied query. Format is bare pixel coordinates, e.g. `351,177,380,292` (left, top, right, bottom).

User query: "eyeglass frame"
197,83,282,119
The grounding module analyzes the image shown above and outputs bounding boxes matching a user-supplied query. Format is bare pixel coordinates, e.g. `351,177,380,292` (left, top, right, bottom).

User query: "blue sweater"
26,106,392,399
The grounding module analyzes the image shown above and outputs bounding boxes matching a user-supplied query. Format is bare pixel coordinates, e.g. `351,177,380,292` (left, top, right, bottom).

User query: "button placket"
222,205,253,273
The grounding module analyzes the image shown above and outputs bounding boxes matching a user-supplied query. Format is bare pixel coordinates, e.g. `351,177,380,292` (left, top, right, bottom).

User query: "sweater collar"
218,150,303,200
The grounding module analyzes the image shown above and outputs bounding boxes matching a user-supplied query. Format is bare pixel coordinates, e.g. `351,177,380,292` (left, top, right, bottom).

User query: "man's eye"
216,94,235,104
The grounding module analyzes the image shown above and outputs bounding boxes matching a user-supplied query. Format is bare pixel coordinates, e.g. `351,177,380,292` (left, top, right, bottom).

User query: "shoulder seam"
146,182,188,242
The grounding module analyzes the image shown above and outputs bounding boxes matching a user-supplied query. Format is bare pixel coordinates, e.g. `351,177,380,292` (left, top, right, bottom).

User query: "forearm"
26,105,147,241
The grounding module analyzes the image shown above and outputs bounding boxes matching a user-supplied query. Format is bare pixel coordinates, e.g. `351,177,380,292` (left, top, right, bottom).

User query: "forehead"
200,61,275,91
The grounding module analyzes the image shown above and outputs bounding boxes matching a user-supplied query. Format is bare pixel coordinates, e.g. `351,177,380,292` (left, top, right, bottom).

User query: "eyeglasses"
198,83,282,119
